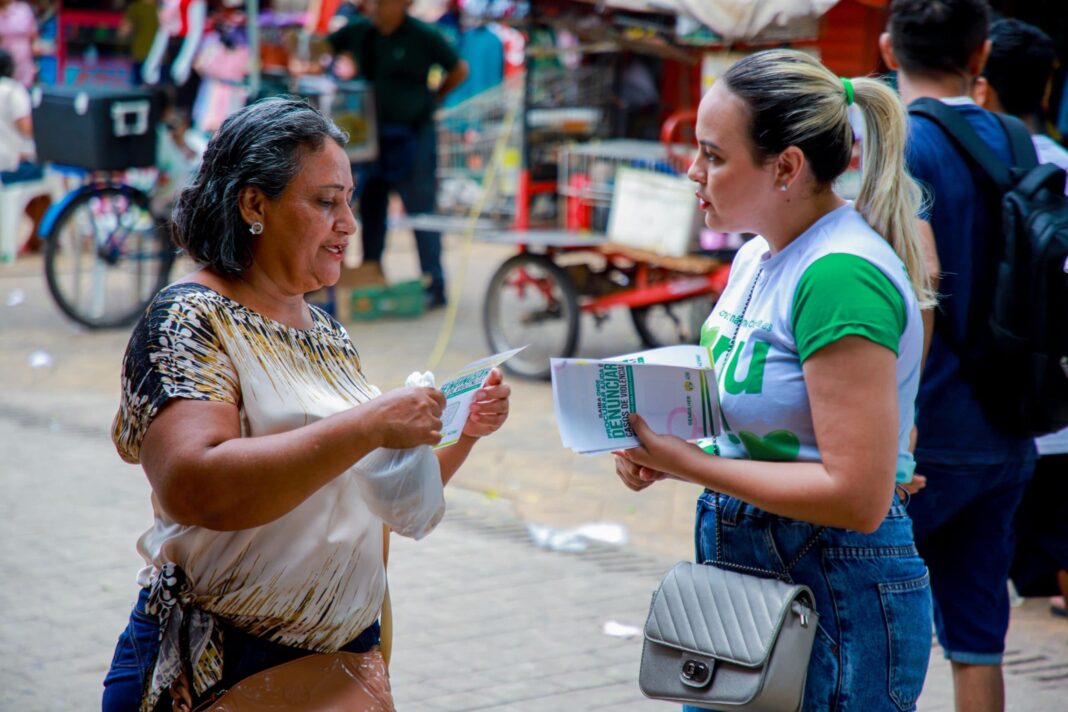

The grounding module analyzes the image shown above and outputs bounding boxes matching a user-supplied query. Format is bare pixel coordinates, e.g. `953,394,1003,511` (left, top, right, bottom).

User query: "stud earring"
778,185,788,192
249,221,264,235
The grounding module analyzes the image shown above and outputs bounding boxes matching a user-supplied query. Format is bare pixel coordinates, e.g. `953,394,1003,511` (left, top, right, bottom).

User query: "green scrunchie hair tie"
841,77,855,106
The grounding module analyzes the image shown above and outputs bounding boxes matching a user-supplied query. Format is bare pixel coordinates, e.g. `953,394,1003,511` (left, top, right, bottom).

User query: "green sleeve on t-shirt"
791,253,906,362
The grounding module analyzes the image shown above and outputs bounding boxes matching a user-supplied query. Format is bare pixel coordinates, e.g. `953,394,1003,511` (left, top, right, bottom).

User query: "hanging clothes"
488,22,524,79
600,0,839,40
191,30,249,132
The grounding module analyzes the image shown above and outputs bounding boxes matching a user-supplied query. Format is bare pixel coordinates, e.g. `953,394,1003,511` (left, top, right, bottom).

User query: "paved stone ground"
1,238,1066,710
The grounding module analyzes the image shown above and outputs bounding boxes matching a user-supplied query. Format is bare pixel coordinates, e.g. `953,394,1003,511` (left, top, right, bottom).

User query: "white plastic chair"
0,172,64,264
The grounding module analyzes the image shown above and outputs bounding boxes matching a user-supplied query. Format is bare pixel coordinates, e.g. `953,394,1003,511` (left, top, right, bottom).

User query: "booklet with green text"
550,345,723,455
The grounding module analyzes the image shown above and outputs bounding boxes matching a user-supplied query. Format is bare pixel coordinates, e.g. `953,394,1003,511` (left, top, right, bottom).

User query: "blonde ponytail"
851,78,936,308
722,50,936,308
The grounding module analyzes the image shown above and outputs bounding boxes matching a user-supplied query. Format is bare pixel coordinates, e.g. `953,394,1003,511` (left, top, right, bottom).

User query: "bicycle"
40,168,177,329
36,79,355,330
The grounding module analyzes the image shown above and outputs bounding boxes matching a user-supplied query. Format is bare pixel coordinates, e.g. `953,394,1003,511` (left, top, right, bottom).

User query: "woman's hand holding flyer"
551,345,722,455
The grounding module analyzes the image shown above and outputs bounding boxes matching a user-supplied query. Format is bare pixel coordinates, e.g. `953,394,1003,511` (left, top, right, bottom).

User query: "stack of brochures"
550,345,722,455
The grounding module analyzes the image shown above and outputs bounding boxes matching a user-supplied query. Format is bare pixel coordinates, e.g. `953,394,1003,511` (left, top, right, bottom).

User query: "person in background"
880,2,1037,711
324,0,469,309
615,48,934,710
119,0,160,86
617,52,661,140
434,0,461,49
143,0,206,115
0,47,35,183
328,0,365,33
976,19,1068,167
987,0,1068,143
0,0,38,87
974,17,1068,622
436,0,504,110
0,48,48,254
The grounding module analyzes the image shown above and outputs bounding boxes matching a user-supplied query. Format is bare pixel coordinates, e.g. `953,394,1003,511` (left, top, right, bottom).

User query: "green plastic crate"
349,280,425,320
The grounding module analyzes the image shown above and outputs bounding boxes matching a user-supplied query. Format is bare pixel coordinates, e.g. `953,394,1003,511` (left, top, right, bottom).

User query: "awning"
582,0,842,40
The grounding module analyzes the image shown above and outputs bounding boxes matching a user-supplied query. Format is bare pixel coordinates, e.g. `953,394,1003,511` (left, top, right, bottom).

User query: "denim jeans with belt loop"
685,491,932,712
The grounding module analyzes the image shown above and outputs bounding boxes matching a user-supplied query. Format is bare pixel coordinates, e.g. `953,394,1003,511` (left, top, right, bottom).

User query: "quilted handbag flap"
645,561,811,668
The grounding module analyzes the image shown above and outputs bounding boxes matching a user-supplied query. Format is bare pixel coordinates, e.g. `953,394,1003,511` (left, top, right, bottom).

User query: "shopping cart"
435,75,523,219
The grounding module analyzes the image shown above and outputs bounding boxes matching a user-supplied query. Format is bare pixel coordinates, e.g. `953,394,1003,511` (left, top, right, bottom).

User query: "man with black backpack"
881,2,1057,710
974,16,1068,624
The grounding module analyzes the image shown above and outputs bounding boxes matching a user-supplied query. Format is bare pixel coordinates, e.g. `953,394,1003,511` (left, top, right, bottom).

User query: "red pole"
515,168,530,229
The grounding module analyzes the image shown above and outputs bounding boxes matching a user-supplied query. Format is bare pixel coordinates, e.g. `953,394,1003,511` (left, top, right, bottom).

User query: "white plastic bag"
350,371,445,539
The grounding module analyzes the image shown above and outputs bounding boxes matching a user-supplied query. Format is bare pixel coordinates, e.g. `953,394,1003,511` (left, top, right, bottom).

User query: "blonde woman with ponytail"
613,49,933,710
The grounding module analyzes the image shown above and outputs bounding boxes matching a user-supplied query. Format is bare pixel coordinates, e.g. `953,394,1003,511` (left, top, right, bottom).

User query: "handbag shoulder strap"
710,491,822,582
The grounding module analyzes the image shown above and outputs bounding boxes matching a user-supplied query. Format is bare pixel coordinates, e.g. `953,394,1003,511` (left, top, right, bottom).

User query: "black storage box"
31,86,160,171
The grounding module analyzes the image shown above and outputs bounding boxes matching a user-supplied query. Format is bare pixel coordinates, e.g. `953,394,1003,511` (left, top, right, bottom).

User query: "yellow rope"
423,99,520,373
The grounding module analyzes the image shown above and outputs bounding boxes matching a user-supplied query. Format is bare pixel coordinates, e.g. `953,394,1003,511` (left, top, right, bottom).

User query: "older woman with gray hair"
101,97,511,711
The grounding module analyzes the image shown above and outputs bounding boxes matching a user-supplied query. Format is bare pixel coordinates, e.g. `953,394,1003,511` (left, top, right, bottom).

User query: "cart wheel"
44,185,175,329
483,253,580,380
630,293,717,349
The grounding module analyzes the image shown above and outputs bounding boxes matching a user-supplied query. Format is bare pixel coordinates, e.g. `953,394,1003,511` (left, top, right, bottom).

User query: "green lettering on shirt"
738,429,801,461
701,325,769,395
724,340,770,395
700,326,735,372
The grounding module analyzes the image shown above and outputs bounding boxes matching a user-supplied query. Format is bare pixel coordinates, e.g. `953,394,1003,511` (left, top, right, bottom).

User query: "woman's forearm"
145,405,384,531
435,435,478,485
673,447,895,533
144,386,446,531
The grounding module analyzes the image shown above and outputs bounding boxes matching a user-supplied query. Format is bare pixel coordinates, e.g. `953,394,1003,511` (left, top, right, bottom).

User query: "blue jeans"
685,492,932,712
357,121,444,300
908,458,1034,664
101,587,381,711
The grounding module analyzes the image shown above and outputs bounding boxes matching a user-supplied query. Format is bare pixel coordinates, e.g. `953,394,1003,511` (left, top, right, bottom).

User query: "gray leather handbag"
639,493,822,711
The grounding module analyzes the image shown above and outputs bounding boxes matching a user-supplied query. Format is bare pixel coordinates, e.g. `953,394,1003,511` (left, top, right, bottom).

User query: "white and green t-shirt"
699,204,922,471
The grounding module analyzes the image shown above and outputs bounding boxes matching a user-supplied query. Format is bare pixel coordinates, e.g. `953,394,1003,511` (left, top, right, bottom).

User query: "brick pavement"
2,242,1066,710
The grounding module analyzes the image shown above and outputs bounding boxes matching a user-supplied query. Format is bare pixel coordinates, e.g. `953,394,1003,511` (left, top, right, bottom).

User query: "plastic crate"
348,280,425,320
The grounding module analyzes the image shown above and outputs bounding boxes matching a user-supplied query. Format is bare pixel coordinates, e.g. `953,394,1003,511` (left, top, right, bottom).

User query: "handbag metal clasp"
680,659,713,688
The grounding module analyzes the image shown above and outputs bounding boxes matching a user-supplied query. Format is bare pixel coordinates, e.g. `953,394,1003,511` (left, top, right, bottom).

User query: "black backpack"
909,98,1068,437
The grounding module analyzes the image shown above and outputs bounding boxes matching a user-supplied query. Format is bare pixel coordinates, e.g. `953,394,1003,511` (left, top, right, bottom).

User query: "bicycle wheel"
483,253,580,380
44,185,175,329
630,293,717,348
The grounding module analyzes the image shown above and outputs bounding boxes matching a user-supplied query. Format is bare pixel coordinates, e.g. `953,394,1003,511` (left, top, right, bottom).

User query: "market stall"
29,0,383,328
428,0,883,377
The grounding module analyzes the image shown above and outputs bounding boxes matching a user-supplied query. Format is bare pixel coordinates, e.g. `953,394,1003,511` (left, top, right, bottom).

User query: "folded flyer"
550,345,722,455
435,346,526,449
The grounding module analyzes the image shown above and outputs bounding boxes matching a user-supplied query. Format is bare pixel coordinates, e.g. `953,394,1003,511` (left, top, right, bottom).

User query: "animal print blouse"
113,283,386,706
